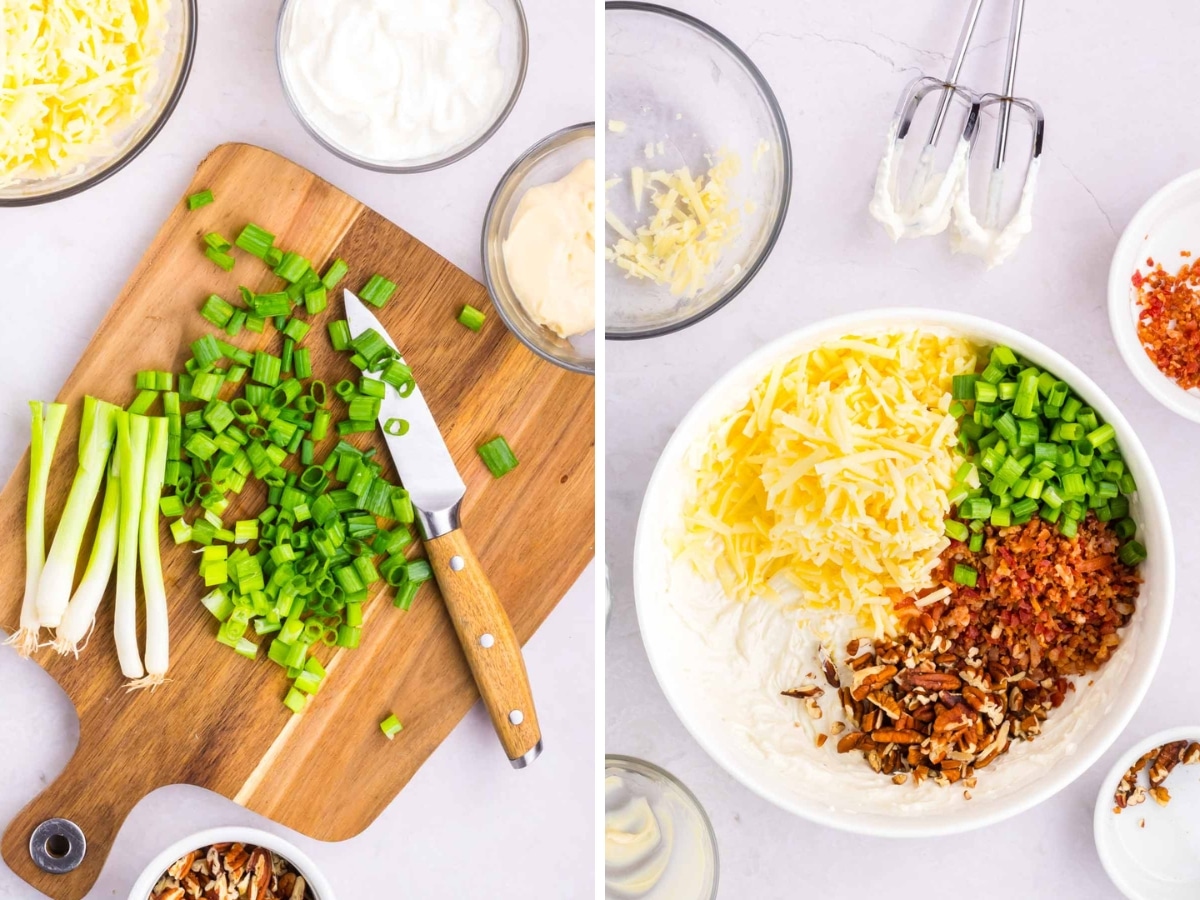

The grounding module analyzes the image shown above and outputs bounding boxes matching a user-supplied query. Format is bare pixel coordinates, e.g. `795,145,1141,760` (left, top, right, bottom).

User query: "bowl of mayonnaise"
276,0,528,172
482,122,596,375
605,755,719,900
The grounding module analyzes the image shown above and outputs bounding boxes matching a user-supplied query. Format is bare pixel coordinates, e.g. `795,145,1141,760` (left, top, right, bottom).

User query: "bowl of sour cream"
276,0,528,172
482,122,596,375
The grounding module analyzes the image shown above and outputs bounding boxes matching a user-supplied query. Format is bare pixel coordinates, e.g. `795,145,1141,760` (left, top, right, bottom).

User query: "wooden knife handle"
424,528,542,766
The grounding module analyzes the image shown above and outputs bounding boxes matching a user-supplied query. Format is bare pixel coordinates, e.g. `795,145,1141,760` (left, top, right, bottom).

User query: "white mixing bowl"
634,308,1174,836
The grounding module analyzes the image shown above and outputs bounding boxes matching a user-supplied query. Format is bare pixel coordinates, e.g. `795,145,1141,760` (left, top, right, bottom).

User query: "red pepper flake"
1132,250,1200,388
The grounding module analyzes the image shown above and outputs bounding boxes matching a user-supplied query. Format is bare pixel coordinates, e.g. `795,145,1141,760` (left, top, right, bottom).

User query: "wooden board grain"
0,143,594,899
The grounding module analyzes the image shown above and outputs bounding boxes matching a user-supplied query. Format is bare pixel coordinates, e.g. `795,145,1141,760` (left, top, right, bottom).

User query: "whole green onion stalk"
53,452,121,656
4,401,67,657
114,412,148,679
127,417,169,690
35,397,119,630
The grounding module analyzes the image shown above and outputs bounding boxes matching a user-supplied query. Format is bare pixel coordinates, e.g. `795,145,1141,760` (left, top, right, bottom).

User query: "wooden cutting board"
0,143,594,899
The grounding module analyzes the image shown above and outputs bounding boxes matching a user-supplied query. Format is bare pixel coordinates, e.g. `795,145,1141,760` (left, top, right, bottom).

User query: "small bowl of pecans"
128,827,335,900
1108,168,1200,423
1094,727,1200,900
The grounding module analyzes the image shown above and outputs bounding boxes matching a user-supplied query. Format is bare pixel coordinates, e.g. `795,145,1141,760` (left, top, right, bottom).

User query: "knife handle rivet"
509,709,524,726
449,555,465,572
479,633,495,648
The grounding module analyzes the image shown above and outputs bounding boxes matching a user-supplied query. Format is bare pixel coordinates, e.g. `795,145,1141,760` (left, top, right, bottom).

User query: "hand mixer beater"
869,0,1043,267
868,0,986,241
950,0,1045,267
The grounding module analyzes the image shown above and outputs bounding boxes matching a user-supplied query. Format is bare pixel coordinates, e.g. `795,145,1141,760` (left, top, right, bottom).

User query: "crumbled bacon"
1132,253,1200,388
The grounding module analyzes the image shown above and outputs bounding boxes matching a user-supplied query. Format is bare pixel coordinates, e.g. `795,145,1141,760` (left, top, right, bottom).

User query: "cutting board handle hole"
29,818,86,874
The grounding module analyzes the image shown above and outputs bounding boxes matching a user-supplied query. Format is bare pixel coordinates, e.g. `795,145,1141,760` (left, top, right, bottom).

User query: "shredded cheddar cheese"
1,0,170,186
675,331,980,637
604,151,741,298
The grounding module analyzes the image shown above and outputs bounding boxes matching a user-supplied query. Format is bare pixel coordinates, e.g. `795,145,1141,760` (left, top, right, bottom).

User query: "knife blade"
343,290,543,768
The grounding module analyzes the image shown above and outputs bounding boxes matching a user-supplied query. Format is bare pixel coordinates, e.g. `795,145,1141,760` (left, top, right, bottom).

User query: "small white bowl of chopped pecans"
1095,727,1200,900
128,827,335,900
1108,169,1200,424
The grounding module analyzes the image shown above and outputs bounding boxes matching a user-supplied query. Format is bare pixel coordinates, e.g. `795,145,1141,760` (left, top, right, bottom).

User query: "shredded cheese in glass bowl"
0,0,197,206
604,4,792,339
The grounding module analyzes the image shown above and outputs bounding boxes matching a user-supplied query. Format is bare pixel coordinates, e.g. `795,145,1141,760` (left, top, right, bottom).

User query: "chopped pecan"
819,645,841,688
872,728,923,745
781,684,823,700
899,671,962,691
866,690,902,720
168,852,196,880
1149,740,1188,787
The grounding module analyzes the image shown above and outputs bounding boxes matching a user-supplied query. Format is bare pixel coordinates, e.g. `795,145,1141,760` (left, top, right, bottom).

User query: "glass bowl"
275,0,528,173
482,122,596,375
604,755,719,900
0,0,197,207
604,2,792,339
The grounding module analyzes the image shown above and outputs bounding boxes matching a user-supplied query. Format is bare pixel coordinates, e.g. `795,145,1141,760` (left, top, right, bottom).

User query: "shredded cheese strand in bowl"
1,0,170,186
674,330,980,638
604,151,743,298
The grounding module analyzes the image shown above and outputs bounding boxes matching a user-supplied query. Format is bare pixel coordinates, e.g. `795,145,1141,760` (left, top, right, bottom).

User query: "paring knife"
343,290,543,768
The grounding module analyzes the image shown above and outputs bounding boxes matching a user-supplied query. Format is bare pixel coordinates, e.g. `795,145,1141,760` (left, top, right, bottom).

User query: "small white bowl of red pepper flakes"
1109,169,1200,423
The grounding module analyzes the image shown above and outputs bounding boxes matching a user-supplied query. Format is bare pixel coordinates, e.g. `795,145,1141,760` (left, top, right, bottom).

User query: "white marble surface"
0,0,595,897
606,2,1200,898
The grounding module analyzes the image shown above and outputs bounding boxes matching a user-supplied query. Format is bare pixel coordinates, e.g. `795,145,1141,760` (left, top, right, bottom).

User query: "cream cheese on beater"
869,121,970,240
503,159,596,338
281,0,506,164
950,157,1040,268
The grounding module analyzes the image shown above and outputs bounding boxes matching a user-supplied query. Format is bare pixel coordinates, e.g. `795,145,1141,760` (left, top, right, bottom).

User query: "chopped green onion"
477,436,518,478
204,232,232,253
274,251,312,283
380,713,403,739
128,389,158,415
200,294,235,327
322,258,349,289
953,564,978,587
328,319,351,351
234,223,275,259
205,247,235,272
359,274,397,308
187,189,214,210
383,418,409,437
283,687,309,714
304,285,327,315
458,305,485,331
